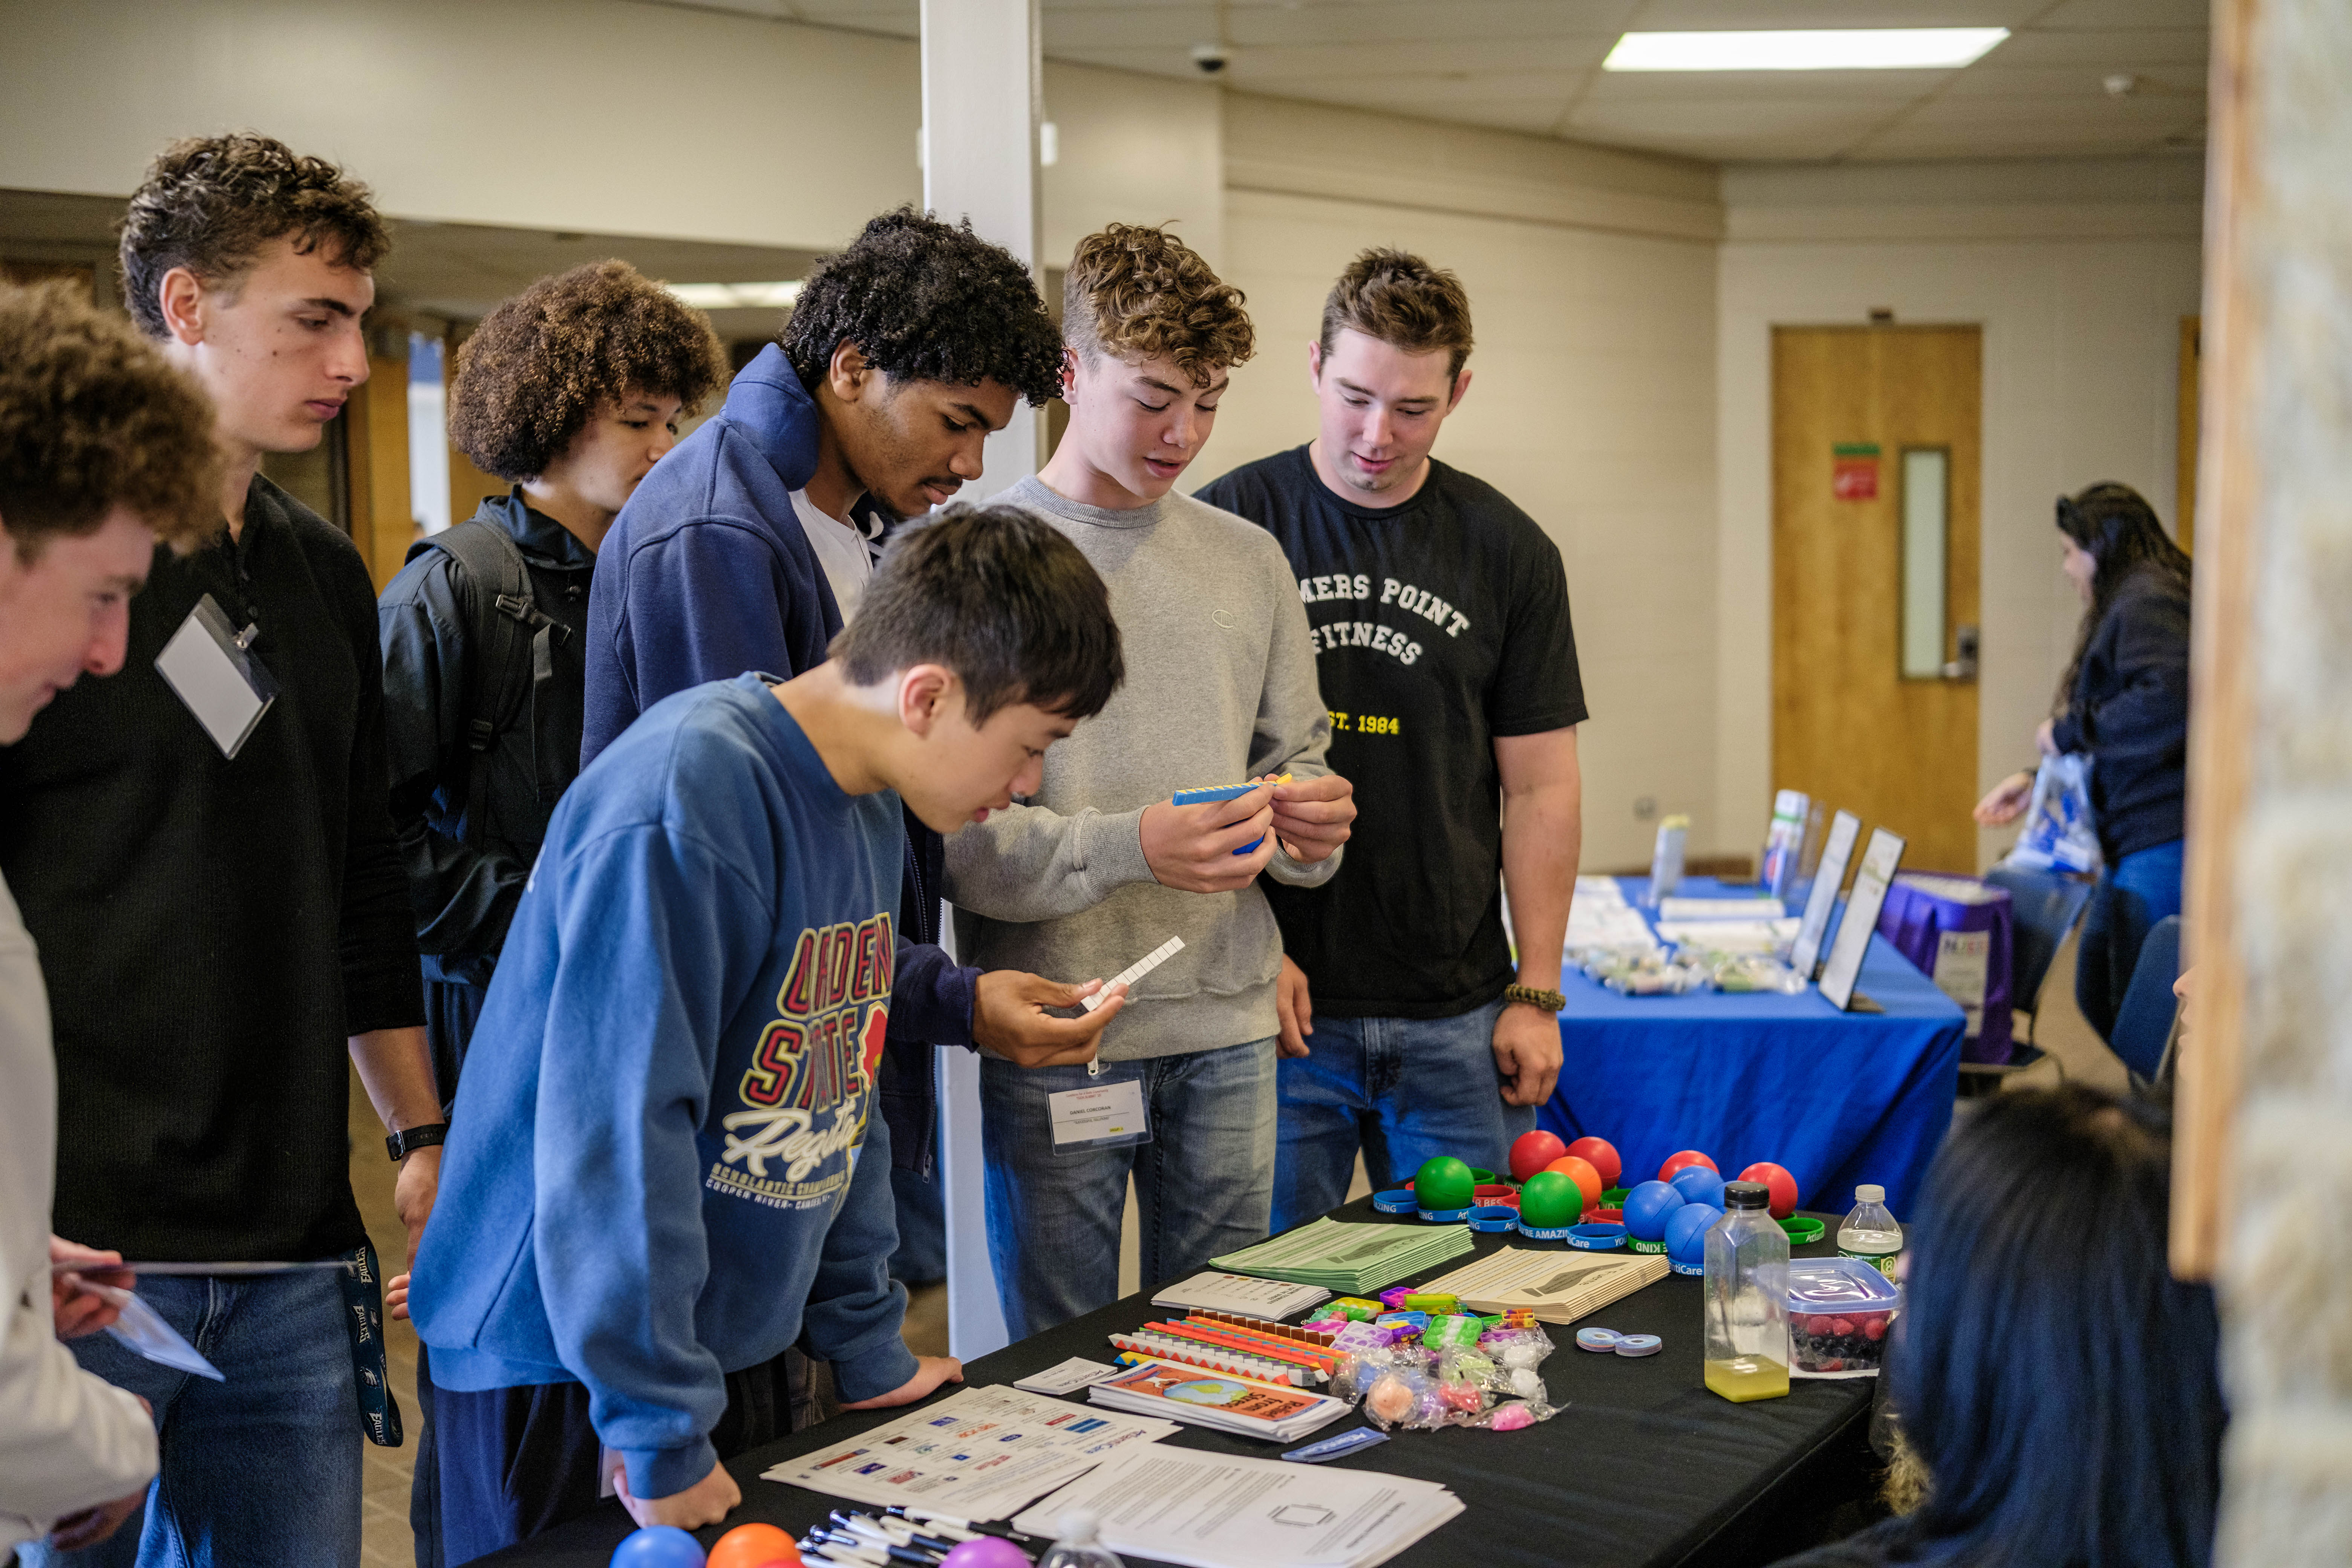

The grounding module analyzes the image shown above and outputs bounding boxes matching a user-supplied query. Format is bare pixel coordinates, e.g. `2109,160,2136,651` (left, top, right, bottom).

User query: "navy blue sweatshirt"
413,675,918,1498
583,345,975,1169
2048,565,2191,864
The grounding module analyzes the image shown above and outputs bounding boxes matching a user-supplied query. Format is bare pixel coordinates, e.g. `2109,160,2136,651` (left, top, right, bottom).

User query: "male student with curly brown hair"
1,136,443,1568
945,225,1357,1335
0,279,217,1563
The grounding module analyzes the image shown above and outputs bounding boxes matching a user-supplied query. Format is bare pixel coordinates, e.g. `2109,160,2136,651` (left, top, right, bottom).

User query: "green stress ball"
1414,1156,1476,1213
1517,1170,1583,1230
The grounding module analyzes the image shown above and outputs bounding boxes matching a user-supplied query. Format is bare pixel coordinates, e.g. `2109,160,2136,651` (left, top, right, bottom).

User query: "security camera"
1190,42,1229,75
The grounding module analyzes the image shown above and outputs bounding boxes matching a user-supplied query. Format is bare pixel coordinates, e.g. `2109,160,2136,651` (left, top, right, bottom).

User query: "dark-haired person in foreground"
1766,1083,2222,1568
378,260,727,1566
1198,250,1585,1231
1975,481,2190,1039
583,207,1121,1298
413,507,1128,1557
3,136,443,1568
0,281,217,1562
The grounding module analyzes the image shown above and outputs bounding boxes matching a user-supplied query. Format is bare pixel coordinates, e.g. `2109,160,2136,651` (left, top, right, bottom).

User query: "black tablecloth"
475,1200,1884,1568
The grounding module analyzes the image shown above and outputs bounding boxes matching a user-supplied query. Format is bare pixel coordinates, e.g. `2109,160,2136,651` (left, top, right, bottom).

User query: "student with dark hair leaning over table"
581,208,1125,1314
1198,248,1586,1231
410,507,1129,1559
377,259,729,1567
1766,1083,2222,1568
0,280,219,1563
2,135,444,1568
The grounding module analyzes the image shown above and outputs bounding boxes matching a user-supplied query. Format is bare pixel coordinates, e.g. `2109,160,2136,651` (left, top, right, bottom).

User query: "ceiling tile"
1222,1,1638,47
1942,62,2207,99
1989,28,2208,66
1566,97,1901,161
1634,0,2044,26
1581,66,1956,102
2033,0,2208,25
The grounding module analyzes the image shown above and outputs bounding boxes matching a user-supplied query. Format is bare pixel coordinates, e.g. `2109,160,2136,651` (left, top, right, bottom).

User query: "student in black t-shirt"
1198,250,1585,1231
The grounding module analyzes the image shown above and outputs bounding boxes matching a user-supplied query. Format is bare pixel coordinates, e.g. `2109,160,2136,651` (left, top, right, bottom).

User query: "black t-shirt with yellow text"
1197,445,1586,1018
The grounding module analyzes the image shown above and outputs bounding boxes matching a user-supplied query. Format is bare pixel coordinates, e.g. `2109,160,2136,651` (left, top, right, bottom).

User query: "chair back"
1984,865,2093,1015
2110,915,2184,1080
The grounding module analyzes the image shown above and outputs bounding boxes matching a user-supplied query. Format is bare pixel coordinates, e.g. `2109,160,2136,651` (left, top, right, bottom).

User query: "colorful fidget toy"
1109,1328,1327,1385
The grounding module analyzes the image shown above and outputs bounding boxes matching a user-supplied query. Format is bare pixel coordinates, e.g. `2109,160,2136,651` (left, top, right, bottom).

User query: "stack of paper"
1568,877,1661,956
1151,1270,1331,1319
1658,895,1786,921
1656,917,1801,954
1414,1246,1669,1324
1087,1359,1351,1442
1211,1217,1473,1294
1015,1446,1462,1568
760,1385,1175,1520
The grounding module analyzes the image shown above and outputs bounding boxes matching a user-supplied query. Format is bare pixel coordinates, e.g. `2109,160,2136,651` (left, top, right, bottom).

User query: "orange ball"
709,1524,801,1568
1542,1155,1602,1211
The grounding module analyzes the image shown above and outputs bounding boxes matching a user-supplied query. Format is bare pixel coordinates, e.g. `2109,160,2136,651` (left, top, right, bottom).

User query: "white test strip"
1083,935,1185,1011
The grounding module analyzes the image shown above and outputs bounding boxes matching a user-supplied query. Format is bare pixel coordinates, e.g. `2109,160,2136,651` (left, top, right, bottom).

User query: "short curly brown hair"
118,133,389,341
1320,249,1475,379
448,261,727,482
0,280,223,562
1063,224,1253,388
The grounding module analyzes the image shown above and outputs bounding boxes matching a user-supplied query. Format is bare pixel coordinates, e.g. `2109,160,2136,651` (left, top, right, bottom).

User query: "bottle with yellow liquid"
1703,1180,1791,1402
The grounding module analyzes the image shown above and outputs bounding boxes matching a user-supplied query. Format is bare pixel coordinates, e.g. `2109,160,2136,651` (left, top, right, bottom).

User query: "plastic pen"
815,1528,942,1566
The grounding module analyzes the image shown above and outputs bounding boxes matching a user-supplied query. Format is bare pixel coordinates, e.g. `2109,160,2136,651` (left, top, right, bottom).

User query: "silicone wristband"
1467,1206,1520,1233
1372,1189,1418,1214
1418,1206,1473,1223
1567,1223,1628,1251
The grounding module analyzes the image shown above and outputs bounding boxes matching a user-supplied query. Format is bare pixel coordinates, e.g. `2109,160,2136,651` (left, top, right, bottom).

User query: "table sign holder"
1818,827,1908,1012
1790,809,1863,979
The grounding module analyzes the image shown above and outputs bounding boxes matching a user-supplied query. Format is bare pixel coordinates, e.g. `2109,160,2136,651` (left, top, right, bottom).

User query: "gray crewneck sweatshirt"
945,476,1340,1060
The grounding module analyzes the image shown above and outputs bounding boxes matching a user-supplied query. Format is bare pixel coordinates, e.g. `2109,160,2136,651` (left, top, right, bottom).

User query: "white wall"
1715,158,2204,866
1210,95,1722,873
1042,63,1223,271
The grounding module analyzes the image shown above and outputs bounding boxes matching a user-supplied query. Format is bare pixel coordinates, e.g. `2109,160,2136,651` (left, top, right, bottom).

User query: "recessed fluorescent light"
666,280,802,309
1603,28,2009,72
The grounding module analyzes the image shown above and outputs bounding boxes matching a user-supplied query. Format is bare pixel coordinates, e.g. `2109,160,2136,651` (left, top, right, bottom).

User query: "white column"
920,0,1042,1359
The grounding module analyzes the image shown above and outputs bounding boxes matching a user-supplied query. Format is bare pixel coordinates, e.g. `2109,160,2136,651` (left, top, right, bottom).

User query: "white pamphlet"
1013,1358,1123,1396
1790,810,1862,979
1819,827,1908,1011
1149,1271,1332,1318
761,1384,1177,1522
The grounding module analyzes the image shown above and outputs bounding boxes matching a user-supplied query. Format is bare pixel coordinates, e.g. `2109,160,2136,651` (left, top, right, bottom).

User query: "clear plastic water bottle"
1837,1184,1904,1280
1039,1511,1125,1568
1703,1179,1791,1403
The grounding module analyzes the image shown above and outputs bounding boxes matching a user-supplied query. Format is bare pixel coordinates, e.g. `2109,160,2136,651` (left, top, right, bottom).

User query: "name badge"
155,593,277,759
1048,1078,1149,1153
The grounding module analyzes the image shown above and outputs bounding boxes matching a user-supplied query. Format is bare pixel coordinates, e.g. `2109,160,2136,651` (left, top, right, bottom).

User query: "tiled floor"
351,937,2125,1565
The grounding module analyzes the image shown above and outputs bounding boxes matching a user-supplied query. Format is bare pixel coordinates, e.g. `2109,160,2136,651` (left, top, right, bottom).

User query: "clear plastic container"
1836,1184,1904,1280
1787,1256,1902,1375
1040,1510,1126,1568
1703,1180,1791,1403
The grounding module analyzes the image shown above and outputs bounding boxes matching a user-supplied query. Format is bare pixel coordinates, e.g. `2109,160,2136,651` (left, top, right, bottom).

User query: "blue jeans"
1270,998,1532,1233
982,1038,1277,1338
21,1269,361,1568
2076,838,2186,1041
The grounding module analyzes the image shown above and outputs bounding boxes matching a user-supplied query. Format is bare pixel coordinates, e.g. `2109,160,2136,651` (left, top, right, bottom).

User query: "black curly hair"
781,208,1062,407
449,260,727,481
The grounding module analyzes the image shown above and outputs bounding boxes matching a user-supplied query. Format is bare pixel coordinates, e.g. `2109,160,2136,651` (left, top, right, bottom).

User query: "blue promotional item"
1665,1202,1724,1274
611,1526,706,1568
1669,1165,1726,1210
1623,1181,1686,1242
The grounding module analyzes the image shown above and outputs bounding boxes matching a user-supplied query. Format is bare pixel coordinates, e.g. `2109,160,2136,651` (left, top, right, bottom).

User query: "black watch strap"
386,1122,449,1162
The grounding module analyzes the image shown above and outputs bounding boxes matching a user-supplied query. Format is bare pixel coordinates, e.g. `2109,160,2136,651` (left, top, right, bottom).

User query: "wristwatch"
386,1122,449,1162
1504,984,1566,1013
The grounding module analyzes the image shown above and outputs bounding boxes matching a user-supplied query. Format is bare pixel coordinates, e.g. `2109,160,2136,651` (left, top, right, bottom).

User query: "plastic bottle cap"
1060,1511,1100,1544
1723,1181,1770,1210
1856,1184,1885,1202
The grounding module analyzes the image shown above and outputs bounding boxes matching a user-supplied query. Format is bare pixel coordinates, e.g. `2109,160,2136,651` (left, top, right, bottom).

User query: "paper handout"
1413,1245,1670,1324
1210,1217,1473,1294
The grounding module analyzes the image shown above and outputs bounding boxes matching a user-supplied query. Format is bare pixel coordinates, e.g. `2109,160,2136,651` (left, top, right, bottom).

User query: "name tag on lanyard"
155,593,277,758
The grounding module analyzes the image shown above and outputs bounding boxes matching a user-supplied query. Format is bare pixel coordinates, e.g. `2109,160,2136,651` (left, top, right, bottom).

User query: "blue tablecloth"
1538,876,1966,1218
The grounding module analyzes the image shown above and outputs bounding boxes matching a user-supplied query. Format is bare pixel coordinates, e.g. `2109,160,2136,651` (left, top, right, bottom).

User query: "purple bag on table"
1876,874,2015,1063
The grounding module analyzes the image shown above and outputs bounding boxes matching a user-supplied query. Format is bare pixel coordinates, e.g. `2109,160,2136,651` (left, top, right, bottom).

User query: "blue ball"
1622,1179,1686,1241
1665,1202,1724,1268
1669,1164,1726,1210
611,1526,705,1568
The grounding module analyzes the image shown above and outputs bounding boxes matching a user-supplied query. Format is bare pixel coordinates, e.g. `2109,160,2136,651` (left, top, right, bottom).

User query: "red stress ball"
1658,1149,1718,1183
1738,1161,1799,1219
1508,1130,1568,1183
1563,1136,1622,1190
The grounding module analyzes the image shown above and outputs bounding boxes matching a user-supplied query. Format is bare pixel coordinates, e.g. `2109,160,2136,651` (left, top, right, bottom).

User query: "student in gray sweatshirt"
945,226,1357,1335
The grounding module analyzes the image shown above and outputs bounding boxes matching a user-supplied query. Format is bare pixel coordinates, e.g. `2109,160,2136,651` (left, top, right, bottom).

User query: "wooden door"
1772,325,1981,873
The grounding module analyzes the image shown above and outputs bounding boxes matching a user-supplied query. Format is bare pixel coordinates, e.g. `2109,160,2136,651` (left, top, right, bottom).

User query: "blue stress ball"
1622,1180,1687,1242
1669,1164,1726,1211
1664,1202,1725,1268
611,1527,706,1568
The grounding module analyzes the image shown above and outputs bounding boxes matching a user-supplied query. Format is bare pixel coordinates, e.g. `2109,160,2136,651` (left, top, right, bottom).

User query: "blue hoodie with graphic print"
413,673,918,1499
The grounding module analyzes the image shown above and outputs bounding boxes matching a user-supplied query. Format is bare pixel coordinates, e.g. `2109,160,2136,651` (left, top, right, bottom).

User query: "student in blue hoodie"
410,505,1126,1557
583,207,1105,1292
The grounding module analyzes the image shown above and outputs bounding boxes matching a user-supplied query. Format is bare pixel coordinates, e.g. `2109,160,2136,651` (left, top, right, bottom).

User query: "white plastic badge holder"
155,593,276,759
1049,1077,1149,1153
1790,810,1863,979
1818,827,1907,1012
85,1285,224,1381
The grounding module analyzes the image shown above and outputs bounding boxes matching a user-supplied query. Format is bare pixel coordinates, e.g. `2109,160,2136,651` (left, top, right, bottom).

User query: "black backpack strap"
414,518,553,848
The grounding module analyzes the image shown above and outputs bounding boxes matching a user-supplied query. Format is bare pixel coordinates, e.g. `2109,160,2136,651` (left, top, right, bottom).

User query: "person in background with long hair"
1768,1083,2223,1568
1975,482,2191,1038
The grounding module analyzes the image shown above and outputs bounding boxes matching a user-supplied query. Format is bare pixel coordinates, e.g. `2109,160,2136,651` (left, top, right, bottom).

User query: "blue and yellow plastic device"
1171,774,1291,854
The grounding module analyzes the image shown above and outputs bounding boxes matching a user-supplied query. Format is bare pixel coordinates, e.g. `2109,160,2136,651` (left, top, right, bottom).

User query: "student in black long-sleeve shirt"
0,135,442,1568
1975,482,2190,1039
